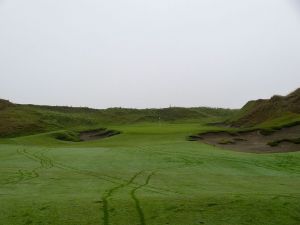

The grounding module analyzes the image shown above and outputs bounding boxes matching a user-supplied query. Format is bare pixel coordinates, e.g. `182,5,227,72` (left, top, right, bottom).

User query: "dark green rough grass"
0,123,300,225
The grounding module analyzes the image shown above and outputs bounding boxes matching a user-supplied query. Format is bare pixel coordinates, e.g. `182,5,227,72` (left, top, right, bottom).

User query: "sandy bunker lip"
189,125,300,153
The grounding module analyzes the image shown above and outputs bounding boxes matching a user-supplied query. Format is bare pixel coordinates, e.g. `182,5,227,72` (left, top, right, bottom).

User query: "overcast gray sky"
1,0,300,109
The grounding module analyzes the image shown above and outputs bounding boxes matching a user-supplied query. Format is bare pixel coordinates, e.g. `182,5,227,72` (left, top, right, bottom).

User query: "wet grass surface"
0,123,300,225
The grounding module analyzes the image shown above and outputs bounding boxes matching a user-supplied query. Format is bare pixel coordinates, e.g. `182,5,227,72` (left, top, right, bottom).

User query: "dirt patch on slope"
189,125,300,153
79,129,120,141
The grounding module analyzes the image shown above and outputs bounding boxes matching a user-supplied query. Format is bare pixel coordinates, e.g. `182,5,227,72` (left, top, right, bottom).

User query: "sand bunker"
189,125,300,153
79,129,120,141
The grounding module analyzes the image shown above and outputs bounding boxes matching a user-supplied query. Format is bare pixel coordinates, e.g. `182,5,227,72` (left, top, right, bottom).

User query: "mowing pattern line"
131,171,156,225
101,171,144,225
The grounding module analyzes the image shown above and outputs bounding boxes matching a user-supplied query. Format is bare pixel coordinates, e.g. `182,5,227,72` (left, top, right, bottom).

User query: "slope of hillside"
229,88,300,127
0,99,236,137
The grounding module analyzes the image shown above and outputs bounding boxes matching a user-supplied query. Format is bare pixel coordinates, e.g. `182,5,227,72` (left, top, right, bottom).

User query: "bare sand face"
190,126,300,153
79,129,120,141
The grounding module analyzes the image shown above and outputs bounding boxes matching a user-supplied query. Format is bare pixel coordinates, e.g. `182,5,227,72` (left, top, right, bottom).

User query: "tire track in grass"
7,148,176,195
20,149,53,169
131,171,156,225
4,148,178,224
2,169,26,185
16,149,47,182
25,149,175,195
101,171,144,225
14,148,180,196
1,149,47,185
17,168,39,182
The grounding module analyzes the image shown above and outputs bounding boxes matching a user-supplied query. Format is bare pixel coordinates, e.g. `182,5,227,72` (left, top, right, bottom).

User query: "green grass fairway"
1,123,300,225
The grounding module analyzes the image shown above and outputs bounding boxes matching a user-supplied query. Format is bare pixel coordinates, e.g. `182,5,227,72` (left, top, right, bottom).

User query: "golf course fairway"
0,123,299,225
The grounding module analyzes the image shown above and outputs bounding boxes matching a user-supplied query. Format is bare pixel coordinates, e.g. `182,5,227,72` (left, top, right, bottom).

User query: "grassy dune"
0,123,299,225
229,88,300,128
0,99,236,138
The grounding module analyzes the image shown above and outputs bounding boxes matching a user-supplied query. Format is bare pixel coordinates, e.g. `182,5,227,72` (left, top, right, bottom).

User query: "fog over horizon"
1,0,300,109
